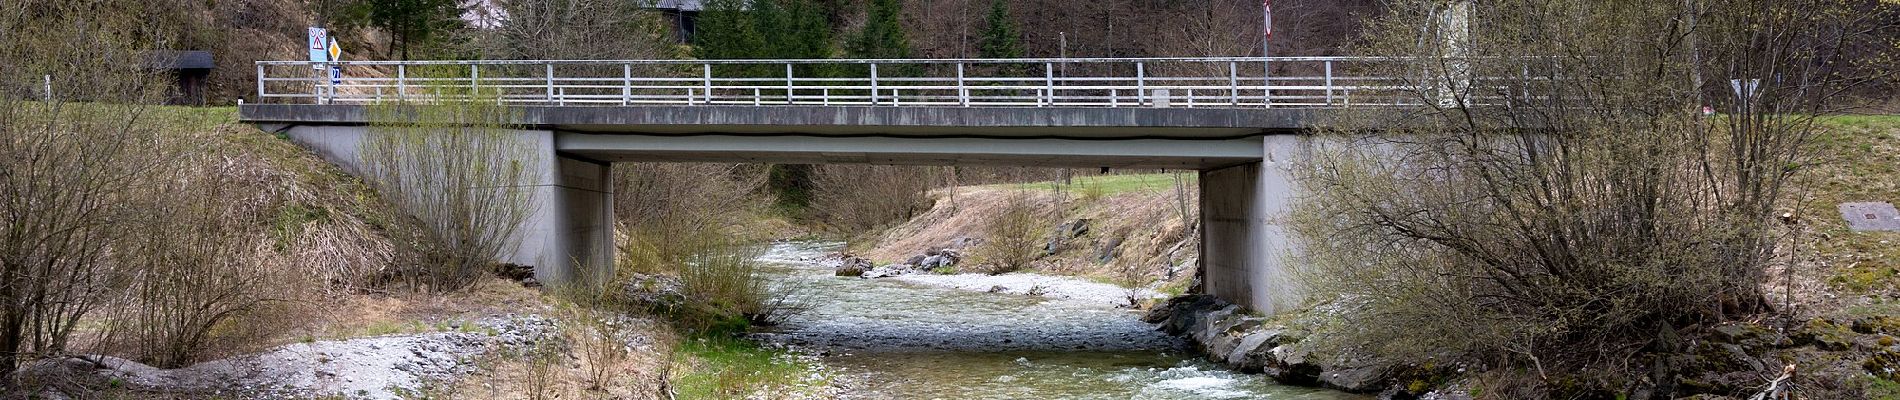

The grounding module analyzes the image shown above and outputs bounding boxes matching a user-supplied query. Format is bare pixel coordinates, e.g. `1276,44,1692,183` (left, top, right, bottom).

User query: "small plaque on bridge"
1839,202,1900,232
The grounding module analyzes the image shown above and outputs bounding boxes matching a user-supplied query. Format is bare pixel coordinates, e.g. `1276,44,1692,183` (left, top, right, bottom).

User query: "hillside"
862,173,1201,296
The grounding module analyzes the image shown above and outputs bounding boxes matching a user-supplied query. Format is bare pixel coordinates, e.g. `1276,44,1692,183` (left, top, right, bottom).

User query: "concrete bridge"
242,57,1448,314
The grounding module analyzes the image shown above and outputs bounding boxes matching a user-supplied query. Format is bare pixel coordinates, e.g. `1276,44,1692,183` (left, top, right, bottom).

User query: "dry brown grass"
865,182,1199,291
864,187,1061,262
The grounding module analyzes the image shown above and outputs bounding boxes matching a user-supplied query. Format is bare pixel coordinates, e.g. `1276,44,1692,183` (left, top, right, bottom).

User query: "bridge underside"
558,134,1261,170
244,104,1309,314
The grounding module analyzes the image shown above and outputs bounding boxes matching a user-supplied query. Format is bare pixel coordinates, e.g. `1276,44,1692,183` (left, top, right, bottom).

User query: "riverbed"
750,242,1363,400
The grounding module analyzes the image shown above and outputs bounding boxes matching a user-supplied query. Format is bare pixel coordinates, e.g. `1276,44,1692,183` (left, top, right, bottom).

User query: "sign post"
1262,0,1272,107
308,27,329,66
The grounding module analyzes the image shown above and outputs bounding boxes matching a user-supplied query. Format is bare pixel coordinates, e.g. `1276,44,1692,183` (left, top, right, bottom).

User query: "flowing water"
751,242,1365,400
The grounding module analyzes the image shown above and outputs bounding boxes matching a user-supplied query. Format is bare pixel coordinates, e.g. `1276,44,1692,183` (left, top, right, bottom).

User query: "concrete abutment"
270,125,615,285
1199,135,1307,315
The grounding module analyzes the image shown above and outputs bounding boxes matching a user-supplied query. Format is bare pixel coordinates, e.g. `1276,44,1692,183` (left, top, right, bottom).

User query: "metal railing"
256,57,1441,108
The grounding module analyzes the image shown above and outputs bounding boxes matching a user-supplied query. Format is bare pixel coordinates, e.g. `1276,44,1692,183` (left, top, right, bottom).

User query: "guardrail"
256,57,1444,108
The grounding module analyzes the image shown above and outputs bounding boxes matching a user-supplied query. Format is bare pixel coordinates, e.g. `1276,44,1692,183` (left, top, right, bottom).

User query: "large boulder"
831,255,874,277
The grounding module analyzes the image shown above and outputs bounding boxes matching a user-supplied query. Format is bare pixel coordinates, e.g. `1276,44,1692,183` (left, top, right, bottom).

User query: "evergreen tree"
348,0,462,60
846,0,910,59
978,0,1023,59
692,0,767,61
694,0,834,77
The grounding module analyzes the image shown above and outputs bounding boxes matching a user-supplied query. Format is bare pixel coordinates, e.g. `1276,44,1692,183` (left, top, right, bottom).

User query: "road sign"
329,66,342,85
308,27,329,66
327,37,341,61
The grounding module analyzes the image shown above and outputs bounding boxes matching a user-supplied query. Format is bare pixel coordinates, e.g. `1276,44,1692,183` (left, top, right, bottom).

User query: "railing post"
470,64,481,102
1262,58,1272,108
622,64,632,106
397,64,407,101
956,63,967,107
1136,62,1146,106
1324,60,1335,105
702,63,712,105
753,88,761,106
1111,89,1119,107
870,64,879,105
255,64,265,103
1043,62,1054,107
1229,61,1239,106
545,63,555,103
785,63,795,105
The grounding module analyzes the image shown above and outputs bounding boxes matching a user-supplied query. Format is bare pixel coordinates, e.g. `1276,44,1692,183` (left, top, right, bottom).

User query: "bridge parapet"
257,57,1439,109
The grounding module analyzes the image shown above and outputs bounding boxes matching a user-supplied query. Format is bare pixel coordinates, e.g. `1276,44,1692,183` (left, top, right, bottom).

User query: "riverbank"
749,242,1362,399
1135,116,1900,398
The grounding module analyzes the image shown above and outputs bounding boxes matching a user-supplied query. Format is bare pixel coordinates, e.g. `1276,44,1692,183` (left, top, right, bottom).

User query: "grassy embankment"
113,106,809,400
1803,115,1900,303
1799,118,1900,399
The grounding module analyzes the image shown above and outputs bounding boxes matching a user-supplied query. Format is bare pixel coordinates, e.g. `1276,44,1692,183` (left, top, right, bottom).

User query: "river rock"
833,256,873,277
622,273,685,309
860,264,918,279
1225,329,1286,372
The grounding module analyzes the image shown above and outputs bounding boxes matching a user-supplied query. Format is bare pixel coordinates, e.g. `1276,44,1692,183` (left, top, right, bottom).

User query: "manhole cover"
1838,202,1900,232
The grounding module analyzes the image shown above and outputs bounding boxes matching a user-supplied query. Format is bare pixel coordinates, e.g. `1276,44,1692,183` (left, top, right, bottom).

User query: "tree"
977,0,1023,59
352,0,463,60
1289,0,1899,389
847,0,911,59
0,0,177,383
470,0,674,60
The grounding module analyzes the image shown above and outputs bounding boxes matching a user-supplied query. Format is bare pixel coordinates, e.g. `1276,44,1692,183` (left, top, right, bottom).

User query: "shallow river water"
751,242,1364,400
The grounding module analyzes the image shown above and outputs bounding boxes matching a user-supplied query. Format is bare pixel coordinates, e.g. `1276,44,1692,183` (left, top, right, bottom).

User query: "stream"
750,242,1364,400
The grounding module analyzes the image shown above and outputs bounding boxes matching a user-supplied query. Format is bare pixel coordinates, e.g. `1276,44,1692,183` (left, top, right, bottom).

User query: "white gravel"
70,315,556,399
890,272,1154,307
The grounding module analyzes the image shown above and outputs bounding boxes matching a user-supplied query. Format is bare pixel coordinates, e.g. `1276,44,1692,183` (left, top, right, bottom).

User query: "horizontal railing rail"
255,57,1510,109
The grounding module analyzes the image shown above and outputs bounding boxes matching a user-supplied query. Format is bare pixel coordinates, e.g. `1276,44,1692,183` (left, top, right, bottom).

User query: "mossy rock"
1710,322,1785,348
1855,316,1900,335
1796,318,1860,351
1866,349,1900,380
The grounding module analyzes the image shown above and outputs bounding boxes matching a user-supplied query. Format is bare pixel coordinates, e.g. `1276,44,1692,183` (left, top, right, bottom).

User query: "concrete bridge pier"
1200,135,1308,315
268,125,616,286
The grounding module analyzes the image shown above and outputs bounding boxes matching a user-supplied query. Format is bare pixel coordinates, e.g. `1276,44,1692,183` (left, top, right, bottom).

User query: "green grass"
670,336,820,400
981,173,1197,197
1801,114,1900,295
144,105,238,130
1869,376,1900,400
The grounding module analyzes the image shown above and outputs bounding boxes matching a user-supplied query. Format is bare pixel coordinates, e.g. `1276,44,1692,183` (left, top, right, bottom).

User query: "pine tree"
692,0,768,62
978,0,1023,59
349,0,463,60
846,0,910,59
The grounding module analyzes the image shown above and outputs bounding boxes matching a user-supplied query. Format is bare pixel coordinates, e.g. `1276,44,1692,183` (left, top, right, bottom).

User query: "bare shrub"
467,0,675,61
674,241,797,330
103,150,310,368
0,0,181,382
973,190,1044,274
1292,0,1900,376
361,81,539,292
613,163,768,274
808,165,941,234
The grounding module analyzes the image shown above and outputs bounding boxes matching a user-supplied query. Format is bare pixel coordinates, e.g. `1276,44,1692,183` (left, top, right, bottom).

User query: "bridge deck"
240,104,1315,170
